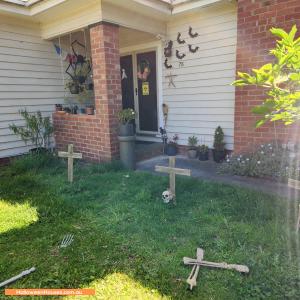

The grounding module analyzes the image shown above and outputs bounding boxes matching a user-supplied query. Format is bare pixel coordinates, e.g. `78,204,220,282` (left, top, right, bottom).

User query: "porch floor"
135,141,163,161
136,155,299,199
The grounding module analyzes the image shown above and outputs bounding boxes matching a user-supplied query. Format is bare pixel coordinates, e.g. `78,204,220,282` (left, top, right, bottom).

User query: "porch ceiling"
120,27,157,49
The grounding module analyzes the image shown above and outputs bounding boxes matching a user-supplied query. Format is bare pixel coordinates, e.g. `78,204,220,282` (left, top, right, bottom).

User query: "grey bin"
118,135,136,170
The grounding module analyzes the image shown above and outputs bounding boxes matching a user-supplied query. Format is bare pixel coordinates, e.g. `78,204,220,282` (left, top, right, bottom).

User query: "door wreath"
137,59,151,81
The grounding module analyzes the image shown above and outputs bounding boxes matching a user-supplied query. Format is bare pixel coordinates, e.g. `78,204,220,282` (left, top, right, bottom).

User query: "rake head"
59,234,74,248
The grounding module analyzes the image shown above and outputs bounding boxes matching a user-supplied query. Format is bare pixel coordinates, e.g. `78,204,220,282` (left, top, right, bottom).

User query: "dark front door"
120,55,134,110
137,51,158,132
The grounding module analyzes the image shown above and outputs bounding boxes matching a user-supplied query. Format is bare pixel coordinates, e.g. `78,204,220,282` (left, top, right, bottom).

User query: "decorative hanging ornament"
176,50,186,60
189,26,198,38
164,40,173,58
165,72,177,88
177,33,185,44
121,68,128,80
188,44,199,53
164,58,172,69
137,59,151,81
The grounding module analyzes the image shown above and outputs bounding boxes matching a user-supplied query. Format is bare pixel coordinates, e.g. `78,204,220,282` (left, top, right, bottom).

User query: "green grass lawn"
0,154,299,300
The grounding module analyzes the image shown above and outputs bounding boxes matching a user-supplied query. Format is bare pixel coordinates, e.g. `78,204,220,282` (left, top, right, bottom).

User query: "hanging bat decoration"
164,40,173,58
164,58,172,69
188,44,199,53
189,26,198,38
176,50,186,60
177,32,185,44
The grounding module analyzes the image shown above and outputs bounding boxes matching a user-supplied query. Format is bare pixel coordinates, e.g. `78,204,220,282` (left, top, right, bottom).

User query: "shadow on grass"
0,154,299,299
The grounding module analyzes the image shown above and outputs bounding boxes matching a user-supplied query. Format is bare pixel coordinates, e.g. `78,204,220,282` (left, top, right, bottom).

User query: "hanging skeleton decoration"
176,50,186,60
177,32,185,44
188,44,199,53
189,26,199,38
165,73,177,87
121,68,128,80
164,40,173,58
164,58,172,69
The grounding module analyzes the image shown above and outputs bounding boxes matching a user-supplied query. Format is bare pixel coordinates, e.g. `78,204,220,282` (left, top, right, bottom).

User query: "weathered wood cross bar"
58,144,82,183
184,248,249,290
155,156,191,205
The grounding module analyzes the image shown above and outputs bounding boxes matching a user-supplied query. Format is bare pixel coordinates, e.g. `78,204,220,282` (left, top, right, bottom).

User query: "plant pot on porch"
119,123,134,136
199,152,209,161
187,148,197,159
165,144,177,156
212,149,226,163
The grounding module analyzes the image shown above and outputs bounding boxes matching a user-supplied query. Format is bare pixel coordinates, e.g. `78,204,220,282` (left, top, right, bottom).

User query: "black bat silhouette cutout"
177,32,185,44
188,44,199,53
189,26,198,38
176,50,186,59
164,58,172,69
164,40,173,58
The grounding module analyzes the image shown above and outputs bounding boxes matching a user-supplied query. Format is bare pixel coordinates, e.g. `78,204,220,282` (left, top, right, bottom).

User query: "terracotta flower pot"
86,107,94,115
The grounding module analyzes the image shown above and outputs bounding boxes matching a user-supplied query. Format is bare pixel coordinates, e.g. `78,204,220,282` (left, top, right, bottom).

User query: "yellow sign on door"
142,82,150,96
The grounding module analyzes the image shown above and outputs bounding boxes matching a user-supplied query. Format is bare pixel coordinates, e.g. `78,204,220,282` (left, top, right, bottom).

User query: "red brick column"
53,22,122,162
234,0,300,153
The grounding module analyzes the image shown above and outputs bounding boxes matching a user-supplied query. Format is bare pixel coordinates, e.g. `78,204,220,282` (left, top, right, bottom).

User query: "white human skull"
162,190,173,203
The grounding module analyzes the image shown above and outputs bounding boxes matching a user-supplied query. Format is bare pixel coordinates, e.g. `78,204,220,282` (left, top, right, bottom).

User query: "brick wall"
234,0,300,153
53,22,122,162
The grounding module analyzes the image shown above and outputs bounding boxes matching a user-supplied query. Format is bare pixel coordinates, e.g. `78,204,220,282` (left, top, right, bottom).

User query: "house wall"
0,15,64,158
163,2,237,150
235,0,300,153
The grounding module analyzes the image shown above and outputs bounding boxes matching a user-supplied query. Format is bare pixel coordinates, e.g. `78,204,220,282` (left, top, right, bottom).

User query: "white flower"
272,153,275,157
268,144,271,146
257,161,261,164
261,145,264,148
269,146,272,150
227,159,230,162
261,151,264,154
246,158,250,161
242,161,245,164
237,158,240,161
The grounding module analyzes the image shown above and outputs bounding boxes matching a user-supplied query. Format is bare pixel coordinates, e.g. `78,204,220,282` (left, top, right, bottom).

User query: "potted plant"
166,134,179,156
118,108,136,170
86,105,94,115
117,108,136,136
55,104,63,112
76,88,93,114
199,144,209,161
187,135,198,159
65,79,82,95
213,126,226,163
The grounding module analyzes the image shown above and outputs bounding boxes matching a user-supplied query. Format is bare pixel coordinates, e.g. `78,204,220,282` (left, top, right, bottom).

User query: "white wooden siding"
163,3,237,150
0,19,64,158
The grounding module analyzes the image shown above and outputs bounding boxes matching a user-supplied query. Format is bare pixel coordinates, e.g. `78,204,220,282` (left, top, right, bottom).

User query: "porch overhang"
0,0,229,39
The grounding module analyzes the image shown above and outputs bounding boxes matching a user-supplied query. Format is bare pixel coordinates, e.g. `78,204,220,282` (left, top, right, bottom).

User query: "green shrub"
213,126,225,151
117,108,136,124
10,110,53,151
188,135,198,149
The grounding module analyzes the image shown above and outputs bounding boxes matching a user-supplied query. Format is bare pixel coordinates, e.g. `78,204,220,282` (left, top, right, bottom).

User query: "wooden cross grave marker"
58,144,82,183
155,156,191,205
183,248,249,290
